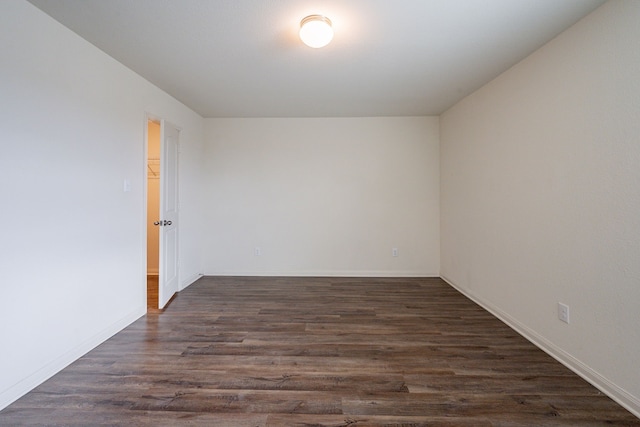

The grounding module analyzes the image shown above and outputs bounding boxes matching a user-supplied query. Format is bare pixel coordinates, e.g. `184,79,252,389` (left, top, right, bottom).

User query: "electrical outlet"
558,302,570,324
392,248,398,257
254,247,261,256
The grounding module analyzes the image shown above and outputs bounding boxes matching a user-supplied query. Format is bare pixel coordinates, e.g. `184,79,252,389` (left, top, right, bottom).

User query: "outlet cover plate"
558,302,570,324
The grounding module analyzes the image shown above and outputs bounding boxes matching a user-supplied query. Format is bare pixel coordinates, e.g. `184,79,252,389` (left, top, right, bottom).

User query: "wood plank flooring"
147,274,159,311
1,276,638,426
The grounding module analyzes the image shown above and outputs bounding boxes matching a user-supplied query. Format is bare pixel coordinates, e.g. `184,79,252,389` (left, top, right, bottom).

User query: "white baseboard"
441,275,640,419
0,307,145,411
203,270,438,278
180,272,204,291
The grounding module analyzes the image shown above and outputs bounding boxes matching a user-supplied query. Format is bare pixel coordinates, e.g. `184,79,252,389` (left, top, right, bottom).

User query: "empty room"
1,0,639,425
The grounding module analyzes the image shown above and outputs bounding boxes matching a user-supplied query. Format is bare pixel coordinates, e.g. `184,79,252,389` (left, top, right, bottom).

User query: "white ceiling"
27,0,605,118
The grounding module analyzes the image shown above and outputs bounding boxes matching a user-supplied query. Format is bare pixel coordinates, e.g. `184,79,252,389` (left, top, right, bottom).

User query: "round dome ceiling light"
299,15,333,48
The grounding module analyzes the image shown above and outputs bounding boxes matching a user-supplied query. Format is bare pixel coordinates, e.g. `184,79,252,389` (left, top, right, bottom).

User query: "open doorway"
146,119,161,310
146,117,180,311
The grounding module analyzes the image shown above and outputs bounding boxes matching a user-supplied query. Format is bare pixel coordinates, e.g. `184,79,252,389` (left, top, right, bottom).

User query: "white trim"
180,273,204,291
203,271,439,278
441,275,640,419
0,308,144,411
143,112,154,314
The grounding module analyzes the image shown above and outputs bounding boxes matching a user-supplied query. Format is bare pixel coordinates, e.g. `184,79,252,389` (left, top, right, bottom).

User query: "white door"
158,120,180,308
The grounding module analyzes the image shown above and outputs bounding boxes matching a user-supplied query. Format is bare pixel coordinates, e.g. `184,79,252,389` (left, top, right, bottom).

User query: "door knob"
163,220,172,226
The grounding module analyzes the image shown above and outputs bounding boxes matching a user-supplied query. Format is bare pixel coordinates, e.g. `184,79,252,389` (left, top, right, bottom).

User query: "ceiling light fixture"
299,15,333,48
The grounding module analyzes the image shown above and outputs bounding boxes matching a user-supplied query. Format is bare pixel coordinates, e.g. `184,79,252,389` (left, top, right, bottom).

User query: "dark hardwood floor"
1,276,638,426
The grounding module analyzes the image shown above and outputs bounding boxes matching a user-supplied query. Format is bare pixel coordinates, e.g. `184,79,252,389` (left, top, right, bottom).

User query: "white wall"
0,0,203,409
440,0,640,416
203,117,439,277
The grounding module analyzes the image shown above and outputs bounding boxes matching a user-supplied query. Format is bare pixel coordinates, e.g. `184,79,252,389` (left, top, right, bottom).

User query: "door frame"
143,113,181,311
